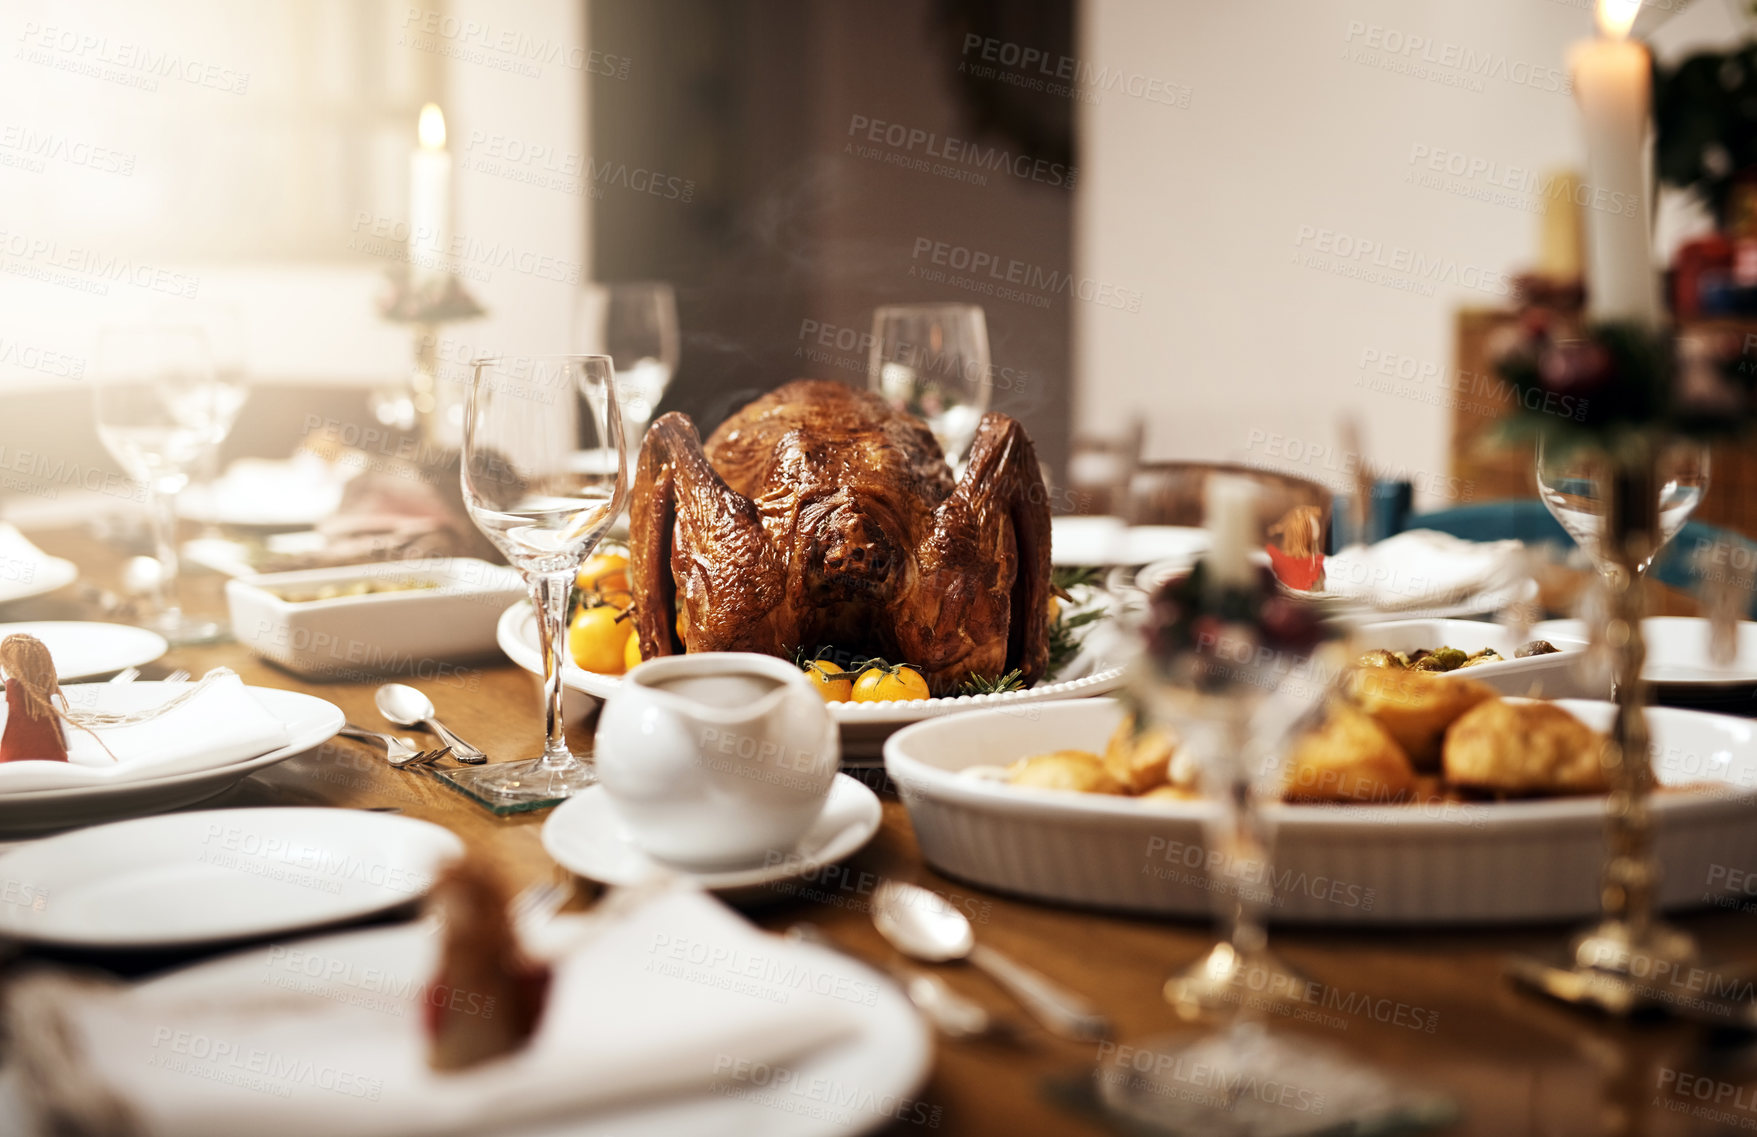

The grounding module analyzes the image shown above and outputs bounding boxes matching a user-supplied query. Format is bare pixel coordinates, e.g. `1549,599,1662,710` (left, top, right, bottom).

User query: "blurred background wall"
1,0,1749,522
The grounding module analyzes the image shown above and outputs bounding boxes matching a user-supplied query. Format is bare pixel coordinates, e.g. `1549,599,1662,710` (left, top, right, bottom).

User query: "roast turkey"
628,379,1052,695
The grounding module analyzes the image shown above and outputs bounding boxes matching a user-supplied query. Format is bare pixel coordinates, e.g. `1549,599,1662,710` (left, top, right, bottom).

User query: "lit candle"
1204,474,1259,588
409,103,451,291
1569,0,1659,325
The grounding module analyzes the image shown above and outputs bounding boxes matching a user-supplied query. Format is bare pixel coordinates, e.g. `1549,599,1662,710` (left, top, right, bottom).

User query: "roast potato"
1282,704,1418,804
1006,750,1124,795
1102,715,1178,795
1442,700,1606,796
1348,668,1495,771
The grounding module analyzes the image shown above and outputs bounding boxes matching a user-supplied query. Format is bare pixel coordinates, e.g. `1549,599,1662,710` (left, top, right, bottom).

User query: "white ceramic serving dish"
497,601,1126,762
1354,618,1594,698
884,697,1757,925
228,558,524,679
0,686,345,836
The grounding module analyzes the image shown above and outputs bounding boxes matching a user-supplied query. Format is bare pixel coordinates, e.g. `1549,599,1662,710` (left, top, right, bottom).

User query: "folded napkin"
10,885,865,1137
0,676,289,792
0,524,70,602
1321,530,1522,611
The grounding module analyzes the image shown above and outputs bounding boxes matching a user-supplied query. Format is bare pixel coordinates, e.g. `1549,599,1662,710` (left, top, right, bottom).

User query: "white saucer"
542,774,882,898
0,807,463,948
0,620,168,680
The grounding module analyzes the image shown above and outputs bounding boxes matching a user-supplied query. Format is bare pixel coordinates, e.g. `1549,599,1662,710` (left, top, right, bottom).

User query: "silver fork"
509,880,572,932
339,724,450,768
106,667,141,685
163,668,192,683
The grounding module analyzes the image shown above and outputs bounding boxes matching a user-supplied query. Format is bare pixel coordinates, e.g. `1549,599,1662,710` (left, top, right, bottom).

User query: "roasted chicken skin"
628,379,1052,695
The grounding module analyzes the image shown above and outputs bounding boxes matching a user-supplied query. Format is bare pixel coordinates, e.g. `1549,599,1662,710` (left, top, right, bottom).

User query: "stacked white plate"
0,683,344,835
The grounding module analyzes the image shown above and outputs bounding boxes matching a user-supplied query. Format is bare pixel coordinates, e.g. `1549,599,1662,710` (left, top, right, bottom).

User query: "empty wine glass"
1536,437,1709,583
177,302,250,543
93,325,230,644
867,303,992,470
573,282,679,460
452,355,627,811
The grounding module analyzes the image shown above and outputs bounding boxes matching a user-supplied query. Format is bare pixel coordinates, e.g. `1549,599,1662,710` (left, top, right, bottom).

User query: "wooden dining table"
7,524,1757,1137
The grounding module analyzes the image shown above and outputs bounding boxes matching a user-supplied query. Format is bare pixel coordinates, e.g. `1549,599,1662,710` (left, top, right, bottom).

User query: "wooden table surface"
8,525,1757,1137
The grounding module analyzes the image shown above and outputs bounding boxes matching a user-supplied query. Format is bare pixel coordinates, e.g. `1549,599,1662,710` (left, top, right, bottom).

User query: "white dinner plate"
177,457,350,529
1536,618,1757,700
496,602,1125,761
0,908,932,1137
886,697,1757,925
543,775,882,901
0,686,345,835
0,807,463,948
0,553,77,606
0,620,168,680
1051,515,1210,567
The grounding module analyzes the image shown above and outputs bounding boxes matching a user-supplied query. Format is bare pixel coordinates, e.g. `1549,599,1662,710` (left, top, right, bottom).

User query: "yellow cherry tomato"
852,664,931,703
568,604,634,674
803,659,852,703
576,552,630,597
624,631,643,672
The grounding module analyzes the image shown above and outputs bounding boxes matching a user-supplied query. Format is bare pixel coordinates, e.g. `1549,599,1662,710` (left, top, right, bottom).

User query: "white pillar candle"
409,103,452,291
1204,474,1260,588
1569,0,1660,325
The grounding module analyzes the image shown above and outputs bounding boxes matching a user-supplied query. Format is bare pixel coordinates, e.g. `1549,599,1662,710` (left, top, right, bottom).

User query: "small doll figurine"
0,635,69,764
423,861,552,1071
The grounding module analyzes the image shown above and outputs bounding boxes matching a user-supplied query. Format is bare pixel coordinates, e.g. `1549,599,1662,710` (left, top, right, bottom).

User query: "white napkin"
0,676,289,792
0,524,70,602
1322,530,1522,610
11,885,865,1137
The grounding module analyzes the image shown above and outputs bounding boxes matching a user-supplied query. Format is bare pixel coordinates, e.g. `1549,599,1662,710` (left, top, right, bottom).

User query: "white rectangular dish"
884,698,1757,925
1354,618,1595,699
227,558,524,680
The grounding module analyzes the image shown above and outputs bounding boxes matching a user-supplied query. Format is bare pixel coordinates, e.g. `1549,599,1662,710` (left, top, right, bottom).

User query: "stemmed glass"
93,325,232,644
179,302,250,545
1101,481,1443,1132
573,282,679,462
452,355,627,812
1536,437,1709,583
867,303,991,471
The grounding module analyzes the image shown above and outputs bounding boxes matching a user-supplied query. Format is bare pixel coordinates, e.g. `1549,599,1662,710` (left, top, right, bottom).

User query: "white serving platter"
496,601,1125,761
884,697,1757,925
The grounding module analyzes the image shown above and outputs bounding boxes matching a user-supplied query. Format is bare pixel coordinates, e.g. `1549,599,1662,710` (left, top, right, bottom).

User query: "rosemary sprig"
957,669,1025,696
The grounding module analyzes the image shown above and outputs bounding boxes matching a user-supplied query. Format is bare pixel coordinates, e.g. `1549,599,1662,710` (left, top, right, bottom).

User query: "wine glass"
867,303,991,470
178,302,250,544
93,325,231,644
1536,437,1709,582
452,355,627,811
572,282,679,461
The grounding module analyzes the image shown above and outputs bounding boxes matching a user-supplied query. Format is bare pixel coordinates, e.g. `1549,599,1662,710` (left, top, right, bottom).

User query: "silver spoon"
374,684,487,764
872,881,1110,1042
787,922,996,1039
